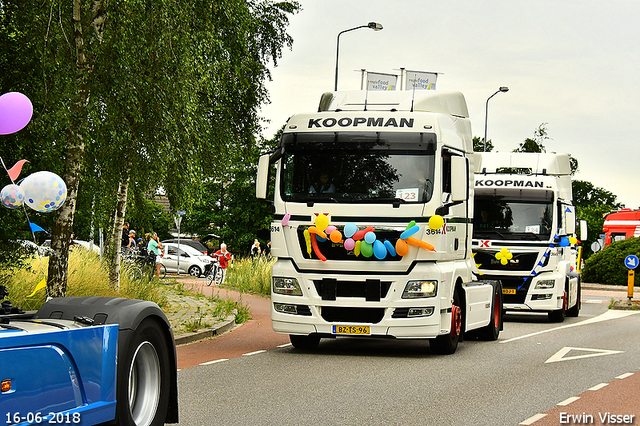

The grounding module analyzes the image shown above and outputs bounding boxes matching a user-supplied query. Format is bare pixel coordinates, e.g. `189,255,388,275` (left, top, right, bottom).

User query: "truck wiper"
371,197,407,204
307,196,339,203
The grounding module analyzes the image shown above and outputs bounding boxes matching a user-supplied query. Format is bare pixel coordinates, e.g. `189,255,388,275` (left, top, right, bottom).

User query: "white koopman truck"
471,152,587,322
256,90,503,354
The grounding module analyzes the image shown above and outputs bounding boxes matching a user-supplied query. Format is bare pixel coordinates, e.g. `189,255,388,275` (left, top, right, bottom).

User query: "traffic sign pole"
629,270,634,300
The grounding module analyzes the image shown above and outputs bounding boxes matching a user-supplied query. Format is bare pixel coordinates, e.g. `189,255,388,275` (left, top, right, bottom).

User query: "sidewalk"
163,280,639,345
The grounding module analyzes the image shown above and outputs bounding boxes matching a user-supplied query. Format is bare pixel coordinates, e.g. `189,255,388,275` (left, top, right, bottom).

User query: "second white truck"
472,152,586,322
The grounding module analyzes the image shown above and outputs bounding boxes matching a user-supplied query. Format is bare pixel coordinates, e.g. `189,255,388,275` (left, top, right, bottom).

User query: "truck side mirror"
256,154,270,199
450,156,467,202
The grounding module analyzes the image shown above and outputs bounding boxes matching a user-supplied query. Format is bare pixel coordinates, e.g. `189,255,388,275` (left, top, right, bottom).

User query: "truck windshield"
279,131,436,203
473,195,554,241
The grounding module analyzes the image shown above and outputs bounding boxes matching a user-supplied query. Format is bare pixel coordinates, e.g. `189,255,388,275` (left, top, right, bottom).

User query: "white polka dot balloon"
19,171,67,212
0,184,25,209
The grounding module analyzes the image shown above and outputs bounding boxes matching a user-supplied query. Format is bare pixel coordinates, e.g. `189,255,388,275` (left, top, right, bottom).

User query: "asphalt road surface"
174,284,640,425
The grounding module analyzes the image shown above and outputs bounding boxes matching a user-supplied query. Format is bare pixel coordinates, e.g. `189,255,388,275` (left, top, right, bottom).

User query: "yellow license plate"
332,325,370,335
502,288,516,295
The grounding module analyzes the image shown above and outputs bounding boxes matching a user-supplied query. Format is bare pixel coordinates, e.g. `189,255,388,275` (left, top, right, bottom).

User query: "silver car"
161,242,213,277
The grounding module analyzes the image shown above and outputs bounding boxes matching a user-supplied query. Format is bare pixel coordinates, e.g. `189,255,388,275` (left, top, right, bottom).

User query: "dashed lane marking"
616,372,634,379
242,350,266,356
557,396,580,406
588,382,609,391
277,343,292,348
520,413,546,425
199,359,229,366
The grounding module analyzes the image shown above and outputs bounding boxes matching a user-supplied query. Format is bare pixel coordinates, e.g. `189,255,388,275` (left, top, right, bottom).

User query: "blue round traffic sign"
624,255,639,269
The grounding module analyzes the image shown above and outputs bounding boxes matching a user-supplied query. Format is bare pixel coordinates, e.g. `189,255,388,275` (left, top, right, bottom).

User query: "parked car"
42,239,100,254
162,238,209,256
161,242,213,276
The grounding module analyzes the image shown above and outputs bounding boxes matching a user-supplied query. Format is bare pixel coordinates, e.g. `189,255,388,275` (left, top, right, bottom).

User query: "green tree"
473,136,494,152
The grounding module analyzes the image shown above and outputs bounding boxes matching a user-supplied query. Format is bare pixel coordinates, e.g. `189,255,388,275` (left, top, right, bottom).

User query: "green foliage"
473,136,494,152
223,257,274,296
582,237,640,285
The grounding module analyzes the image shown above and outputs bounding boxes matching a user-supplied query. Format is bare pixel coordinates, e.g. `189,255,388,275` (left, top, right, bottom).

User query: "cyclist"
213,243,232,284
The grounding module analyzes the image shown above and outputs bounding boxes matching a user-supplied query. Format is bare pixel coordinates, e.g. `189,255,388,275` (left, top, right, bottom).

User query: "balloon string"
1,155,49,295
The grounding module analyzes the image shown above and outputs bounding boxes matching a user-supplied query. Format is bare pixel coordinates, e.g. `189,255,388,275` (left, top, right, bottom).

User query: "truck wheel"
430,288,461,355
548,290,567,323
289,334,320,350
116,318,171,426
566,281,581,317
475,281,503,341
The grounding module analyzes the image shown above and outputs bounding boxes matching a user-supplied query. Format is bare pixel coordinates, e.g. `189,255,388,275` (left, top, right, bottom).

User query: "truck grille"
313,278,391,301
320,307,385,324
474,250,542,271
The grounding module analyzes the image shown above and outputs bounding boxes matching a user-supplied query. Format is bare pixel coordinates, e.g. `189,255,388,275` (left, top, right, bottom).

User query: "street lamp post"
334,22,383,91
483,86,509,152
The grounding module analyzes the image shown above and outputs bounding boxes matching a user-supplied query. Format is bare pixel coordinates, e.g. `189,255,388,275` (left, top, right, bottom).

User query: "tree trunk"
47,0,89,298
109,174,130,289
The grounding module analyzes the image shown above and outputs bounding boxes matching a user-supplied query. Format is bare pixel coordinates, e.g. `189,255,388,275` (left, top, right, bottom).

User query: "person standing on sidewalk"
147,233,164,278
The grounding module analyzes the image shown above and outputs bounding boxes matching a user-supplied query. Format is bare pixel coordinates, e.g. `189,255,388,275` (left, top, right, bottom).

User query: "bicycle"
122,250,166,280
205,257,224,286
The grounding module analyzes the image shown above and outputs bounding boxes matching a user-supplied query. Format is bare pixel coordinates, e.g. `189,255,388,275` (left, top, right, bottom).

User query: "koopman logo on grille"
475,179,544,188
308,117,414,129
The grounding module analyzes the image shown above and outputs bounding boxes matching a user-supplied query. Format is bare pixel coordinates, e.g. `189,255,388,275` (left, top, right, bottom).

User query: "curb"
173,312,237,346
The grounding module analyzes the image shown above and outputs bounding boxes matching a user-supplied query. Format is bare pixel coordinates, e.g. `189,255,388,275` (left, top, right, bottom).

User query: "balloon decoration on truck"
300,213,443,261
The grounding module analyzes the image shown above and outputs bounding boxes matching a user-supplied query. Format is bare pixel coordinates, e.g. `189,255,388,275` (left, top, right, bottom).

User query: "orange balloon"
330,230,343,243
406,236,436,252
395,238,409,256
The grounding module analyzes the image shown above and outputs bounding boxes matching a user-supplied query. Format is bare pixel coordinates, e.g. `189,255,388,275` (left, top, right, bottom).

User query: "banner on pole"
366,71,398,91
405,70,438,90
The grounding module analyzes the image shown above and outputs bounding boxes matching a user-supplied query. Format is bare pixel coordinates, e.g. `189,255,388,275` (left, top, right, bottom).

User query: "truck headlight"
402,280,437,298
273,277,303,296
535,279,556,289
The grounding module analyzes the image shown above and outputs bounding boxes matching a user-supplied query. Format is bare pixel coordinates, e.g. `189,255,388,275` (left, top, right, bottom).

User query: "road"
174,285,640,425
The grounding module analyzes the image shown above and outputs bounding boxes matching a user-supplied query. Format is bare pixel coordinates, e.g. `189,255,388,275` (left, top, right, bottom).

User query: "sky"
260,0,640,209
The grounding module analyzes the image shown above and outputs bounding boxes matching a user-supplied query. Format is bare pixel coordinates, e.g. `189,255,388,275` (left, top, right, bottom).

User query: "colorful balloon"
429,215,444,230
344,238,355,251
0,92,33,135
314,214,329,231
373,240,386,259
400,225,419,240
1,184,25,209
354,240,361,257
406,236,436,252
360,241,373,257
384,240,397,257
395,238,409,256
344,222,358,238
330,230,343,243
559,237,570,247
364,231,376,244
325,225,337,235
20,171,67,213
282,213,290,226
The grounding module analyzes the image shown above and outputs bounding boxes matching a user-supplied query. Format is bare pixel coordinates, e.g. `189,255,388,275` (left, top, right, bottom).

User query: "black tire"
115,318,171,426
430,287,461,355
214,268,224,286
475,281,503,341
158,264,167,279
290,334,321,350
566,280,581,317
548,290,567,322
188,265,201,277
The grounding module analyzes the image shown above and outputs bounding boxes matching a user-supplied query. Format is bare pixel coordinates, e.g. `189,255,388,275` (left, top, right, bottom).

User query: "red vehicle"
602,208,640,245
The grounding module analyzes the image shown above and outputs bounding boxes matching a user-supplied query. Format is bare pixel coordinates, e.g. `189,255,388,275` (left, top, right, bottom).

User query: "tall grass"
0,248,167,311
224,257,274,296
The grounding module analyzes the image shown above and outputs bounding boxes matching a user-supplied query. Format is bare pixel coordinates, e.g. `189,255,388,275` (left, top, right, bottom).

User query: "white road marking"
243,350,266,356
277,343,292,348
616,372,634,379
199,358,229,366
545,347,624,363
501,310,639,343
520,413,546,425
557,396,580,406
588,383,609,391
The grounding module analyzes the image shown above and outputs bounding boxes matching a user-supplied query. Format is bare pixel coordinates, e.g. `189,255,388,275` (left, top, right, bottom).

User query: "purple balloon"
0,92,33,135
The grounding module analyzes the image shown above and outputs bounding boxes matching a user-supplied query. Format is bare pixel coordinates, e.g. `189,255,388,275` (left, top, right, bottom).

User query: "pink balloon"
282,213,290,226
0,92,33,135
344,238,355,251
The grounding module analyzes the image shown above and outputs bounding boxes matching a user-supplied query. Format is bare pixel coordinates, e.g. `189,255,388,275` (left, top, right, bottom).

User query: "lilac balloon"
344,238,355,251
0,92,33,135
